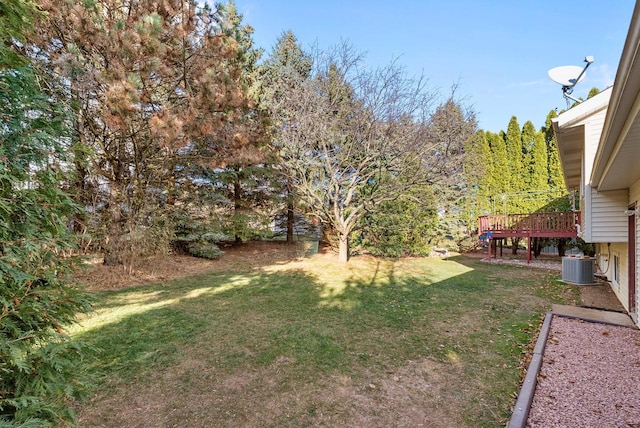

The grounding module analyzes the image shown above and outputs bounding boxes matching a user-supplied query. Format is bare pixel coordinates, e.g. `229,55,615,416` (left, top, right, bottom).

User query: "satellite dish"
548,56,594,108
548,65,586,86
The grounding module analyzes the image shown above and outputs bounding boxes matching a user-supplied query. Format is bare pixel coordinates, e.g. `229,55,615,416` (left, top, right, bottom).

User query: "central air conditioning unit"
561,256,596,284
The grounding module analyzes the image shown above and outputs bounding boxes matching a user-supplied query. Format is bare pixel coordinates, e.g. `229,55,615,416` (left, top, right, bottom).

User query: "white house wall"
630,178,640,208
631,178,640,314
579,111,612,242
596,241,629,310
593,179,640,314
583,115,607,183
584,187,628,242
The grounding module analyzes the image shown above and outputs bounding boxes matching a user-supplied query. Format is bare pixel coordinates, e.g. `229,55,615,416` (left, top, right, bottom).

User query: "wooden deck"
478,211,580,262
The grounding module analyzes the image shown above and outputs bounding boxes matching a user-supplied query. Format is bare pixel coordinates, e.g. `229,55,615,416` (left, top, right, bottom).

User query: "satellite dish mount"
548,56,594,108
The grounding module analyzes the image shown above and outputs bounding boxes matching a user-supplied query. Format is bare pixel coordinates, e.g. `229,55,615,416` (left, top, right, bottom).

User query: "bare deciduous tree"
274,43,469,262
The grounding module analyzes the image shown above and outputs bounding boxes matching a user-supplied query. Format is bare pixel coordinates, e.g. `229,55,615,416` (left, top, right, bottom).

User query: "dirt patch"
579,283,627,312
73,241,309,291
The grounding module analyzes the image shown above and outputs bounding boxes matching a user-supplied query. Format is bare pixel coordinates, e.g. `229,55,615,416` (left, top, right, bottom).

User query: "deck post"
527,236,531,264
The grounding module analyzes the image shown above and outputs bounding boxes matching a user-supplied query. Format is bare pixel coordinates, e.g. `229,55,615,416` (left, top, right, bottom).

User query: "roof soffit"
591,2,640,190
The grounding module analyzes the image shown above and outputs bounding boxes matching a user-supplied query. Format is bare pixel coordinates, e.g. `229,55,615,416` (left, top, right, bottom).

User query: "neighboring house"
553,2,640,325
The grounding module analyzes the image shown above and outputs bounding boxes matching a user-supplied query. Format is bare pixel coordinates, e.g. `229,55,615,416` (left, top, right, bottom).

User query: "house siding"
580,114,611,242
631,179,640,314
596,242,629,310
583,114,607,180
585,188,629,242
630,179,640,208
593,181,640,314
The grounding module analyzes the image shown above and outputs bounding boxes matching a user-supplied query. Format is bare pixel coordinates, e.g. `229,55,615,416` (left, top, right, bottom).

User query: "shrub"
0,65,91,426
359,193,437,257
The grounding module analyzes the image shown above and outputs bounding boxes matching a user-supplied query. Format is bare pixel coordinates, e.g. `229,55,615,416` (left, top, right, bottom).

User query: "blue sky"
231,0,636,133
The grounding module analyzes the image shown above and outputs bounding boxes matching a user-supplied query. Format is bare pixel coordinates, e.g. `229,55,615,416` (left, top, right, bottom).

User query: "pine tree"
0,0,39,67
257,31,313,243
176,1,271,251
32,0,261,265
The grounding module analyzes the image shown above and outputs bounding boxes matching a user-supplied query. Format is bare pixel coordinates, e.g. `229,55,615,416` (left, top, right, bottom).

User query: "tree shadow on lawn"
74,255,571,428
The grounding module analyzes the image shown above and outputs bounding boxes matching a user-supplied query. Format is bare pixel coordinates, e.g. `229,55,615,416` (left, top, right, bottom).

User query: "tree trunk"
557,238,566,257
234,175,242,244
286,200,294,244
104,197,123,266
533,238,544,258
511,237,520,255
103,248,121,265
286,179,295,244
338,232,349,263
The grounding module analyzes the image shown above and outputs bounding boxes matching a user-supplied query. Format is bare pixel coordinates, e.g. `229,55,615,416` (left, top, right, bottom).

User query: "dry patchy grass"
70,243,577,427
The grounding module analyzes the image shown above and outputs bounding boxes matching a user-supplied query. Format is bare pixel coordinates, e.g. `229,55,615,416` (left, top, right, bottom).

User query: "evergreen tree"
427,87,478,232
0,0,39,67
544,110,565,190
463,130,495,219
530,129,549,192
32,0,261,265
1,1,90,424
257,31,313,243
520,120,536,189
487,131,509,213
587,87,601,99
359,186,437,257
175,1,271,252
504,116,524,211
258,30,313,103
210,164,280,243
522,121,548,198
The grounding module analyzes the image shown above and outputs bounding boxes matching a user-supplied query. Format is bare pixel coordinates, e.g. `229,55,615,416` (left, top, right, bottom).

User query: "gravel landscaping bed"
527,316,640,427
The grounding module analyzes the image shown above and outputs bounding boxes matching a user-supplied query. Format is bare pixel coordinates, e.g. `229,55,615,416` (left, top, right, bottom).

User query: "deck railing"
478,211,581,237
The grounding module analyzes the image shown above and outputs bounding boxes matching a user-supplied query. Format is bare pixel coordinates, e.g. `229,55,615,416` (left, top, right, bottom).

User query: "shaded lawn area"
70,251,578,427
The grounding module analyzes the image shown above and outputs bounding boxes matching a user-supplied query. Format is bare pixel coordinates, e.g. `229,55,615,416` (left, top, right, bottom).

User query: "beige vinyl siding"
583,112,607,181
579,192,587,240
596,242,629,310
596,179,640,315
630,178,640,205
585,188,628,242
631,179,640,315
579,113,610,241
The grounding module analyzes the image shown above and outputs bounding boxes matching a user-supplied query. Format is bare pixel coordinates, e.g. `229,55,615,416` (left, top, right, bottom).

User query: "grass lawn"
70,245,577,427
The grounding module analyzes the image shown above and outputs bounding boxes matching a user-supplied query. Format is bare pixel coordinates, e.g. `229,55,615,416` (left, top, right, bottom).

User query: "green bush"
359,193,437,257
172,215,228,259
